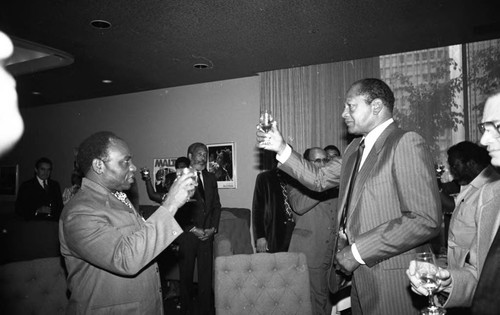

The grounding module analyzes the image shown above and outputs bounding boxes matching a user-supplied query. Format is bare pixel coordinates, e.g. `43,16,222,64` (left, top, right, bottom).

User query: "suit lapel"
477,182,500,263
337,137,362,224
346,123,399,223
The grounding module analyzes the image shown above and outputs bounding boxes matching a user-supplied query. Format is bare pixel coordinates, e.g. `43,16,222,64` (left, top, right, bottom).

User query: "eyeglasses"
478,121,500,137
313,158,328,164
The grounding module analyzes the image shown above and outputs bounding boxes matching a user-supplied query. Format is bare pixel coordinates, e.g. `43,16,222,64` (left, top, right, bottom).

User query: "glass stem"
428,291,436,307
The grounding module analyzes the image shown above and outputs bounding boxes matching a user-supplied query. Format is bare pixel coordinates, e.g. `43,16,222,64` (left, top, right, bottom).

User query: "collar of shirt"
360,118,394,168
456,165,499,204
36,176,45,188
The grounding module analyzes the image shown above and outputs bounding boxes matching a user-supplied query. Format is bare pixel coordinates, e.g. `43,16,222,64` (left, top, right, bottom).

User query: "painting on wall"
207,142,236,189
0,164,19,200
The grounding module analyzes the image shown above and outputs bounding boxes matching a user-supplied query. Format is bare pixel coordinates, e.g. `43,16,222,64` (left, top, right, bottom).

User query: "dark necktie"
339,138,365,232
197,171,205,199
43,180,49,192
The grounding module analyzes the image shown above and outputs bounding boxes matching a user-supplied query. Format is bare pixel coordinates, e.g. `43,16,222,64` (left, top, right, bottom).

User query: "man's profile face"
342,84,375,135
101,139,137,191
480,94,500,167
35,162,52,181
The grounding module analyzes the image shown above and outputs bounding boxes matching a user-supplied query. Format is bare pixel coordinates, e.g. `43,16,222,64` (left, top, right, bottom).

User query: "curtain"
259,58,380,165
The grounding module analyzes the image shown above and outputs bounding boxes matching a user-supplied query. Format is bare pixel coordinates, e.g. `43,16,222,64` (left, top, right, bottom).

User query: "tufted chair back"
214,252,312,315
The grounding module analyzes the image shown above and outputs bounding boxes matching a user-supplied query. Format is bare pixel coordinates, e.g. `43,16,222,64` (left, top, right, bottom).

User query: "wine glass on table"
415,251,446,315
258,110,274,146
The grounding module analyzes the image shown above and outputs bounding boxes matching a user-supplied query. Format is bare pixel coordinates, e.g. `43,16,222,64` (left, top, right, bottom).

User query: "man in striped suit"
257,78,441,314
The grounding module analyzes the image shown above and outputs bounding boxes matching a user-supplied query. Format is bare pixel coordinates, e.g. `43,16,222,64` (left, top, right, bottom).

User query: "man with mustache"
257,78,441,314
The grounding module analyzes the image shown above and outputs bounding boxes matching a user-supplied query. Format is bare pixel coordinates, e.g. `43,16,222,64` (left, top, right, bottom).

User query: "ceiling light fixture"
193,63,209,69
90,20,112,29
5,36,74,77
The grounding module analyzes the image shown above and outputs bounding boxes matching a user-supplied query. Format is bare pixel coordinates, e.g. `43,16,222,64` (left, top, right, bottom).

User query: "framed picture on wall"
207,142,236,189
0,164,19,201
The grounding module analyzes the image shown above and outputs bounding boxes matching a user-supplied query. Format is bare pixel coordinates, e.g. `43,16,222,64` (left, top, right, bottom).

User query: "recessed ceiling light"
193,63,209,69
102,79,113,84
32,91,41,95
90,20,112,29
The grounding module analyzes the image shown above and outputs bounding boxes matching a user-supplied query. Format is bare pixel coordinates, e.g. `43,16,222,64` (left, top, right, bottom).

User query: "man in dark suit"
257,78,441,314
470,89,500,315
252,164,295,253
176,142,222,315
15,157,63,220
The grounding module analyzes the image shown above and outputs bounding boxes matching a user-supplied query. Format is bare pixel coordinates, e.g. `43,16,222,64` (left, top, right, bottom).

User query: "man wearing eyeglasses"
407,141,500,312
469,89,500,315
287,147,340,315
407,90,500,315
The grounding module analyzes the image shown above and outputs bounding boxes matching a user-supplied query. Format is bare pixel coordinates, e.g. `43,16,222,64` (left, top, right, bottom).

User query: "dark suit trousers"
471,226,500,315
177,232,214,315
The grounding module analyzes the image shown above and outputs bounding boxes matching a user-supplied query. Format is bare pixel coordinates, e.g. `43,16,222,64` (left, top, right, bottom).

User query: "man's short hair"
35,157,52,169
175,156,190,168
76,131,122,175
447,141,491,167
353,78,395,112
303,148,311,160
187,142,207,156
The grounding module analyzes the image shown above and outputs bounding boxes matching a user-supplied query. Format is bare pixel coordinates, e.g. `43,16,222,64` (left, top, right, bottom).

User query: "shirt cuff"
351,243,366,264
276,144,292,164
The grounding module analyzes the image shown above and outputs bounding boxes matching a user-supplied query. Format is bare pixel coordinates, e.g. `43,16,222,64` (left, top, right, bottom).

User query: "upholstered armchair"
214,252,312,315
214,207,254,257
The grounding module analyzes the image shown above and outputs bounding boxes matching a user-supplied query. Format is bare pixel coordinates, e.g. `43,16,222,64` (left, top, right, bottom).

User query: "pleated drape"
259,58,380,162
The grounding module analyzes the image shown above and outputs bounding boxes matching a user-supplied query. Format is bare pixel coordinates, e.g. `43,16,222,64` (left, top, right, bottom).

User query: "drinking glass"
259,110,274,132
176,166,198,201
415,252,446,315
140,167,151,180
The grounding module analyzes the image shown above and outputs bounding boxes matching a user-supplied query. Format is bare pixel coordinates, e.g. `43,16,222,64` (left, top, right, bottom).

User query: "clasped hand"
191,227,215,241
406,260,451,296
334,245,360,275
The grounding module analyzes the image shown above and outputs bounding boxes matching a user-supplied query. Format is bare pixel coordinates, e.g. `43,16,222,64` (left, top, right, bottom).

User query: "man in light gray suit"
257,78,442,314
287,147,339,315
408,89,500,315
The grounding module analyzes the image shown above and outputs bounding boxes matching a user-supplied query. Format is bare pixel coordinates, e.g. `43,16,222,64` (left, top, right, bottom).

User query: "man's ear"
92,158,105,175
188,153,193,161
371,99,383,115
